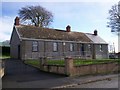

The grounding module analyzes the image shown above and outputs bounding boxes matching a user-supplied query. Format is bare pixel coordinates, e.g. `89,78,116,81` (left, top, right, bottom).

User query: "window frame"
100,44,103,51
88,44,91,50
32,41,38,52
53,42,58,52
70,43,74,51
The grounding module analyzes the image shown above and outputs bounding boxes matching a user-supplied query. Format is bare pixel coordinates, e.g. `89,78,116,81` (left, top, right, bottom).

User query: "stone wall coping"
43,64,65,67
75,62,118,67
65,57,73,59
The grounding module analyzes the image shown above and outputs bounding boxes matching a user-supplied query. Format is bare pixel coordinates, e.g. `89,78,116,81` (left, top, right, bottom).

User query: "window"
53,42,58,51
88,44,91,50
100,45,102,51
32,41,38,52
70,43,74,51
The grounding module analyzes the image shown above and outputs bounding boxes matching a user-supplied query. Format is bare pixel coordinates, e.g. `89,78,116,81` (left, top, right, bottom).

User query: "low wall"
39,58,119,76
42,65,65,74
72,62,119,76
0,61,4,78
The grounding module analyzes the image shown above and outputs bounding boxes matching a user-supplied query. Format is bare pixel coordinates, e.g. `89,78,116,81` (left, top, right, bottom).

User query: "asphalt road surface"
2,59,120,89
71,76,119,88
2,59,69,88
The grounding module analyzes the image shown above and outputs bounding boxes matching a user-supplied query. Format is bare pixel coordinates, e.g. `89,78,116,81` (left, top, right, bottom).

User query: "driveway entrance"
2,59,69,88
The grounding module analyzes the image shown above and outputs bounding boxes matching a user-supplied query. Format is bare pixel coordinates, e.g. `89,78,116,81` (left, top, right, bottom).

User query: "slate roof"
85,33,108,44
15,25,92,42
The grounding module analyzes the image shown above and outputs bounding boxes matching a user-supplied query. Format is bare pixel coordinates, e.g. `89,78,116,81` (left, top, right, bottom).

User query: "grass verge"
0,55,10,59
24,59,120,68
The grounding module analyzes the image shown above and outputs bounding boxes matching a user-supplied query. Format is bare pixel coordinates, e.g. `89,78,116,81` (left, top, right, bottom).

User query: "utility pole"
118,1,120,53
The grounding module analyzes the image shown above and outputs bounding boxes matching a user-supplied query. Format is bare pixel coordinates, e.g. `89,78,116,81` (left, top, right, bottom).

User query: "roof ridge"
17,25,86,33
16,25,92,42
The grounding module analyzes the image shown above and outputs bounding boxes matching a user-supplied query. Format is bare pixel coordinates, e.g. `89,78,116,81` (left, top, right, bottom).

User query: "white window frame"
88,44,91,50
100,45,102,51
53,42,58,52
70,43,74,51
32,41,38,52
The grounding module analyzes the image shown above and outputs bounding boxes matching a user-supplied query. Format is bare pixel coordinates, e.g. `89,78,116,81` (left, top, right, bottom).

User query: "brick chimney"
66,25,71,32
94,30,97,36
14,16,19,25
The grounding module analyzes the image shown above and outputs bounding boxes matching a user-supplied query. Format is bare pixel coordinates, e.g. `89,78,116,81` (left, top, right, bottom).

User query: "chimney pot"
94,30,97,36
66,25,71,32
14,16,19,25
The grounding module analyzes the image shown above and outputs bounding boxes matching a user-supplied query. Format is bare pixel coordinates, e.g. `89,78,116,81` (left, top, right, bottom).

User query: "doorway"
81,44,85,56
18,45,20,59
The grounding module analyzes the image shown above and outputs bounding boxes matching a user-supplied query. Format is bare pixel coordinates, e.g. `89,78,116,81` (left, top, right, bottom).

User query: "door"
18,45,20,59
81,44,85,56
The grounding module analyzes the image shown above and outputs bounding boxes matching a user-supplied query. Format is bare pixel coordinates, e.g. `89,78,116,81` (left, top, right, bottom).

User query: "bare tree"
107,2,120,34
18,5,53,27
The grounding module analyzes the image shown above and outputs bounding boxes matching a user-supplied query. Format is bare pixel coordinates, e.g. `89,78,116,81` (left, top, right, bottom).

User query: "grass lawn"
24,59,120,68
47,60,65,65
0,55,10,59
24,60,65,68
75,59,120,65
24,60,40,68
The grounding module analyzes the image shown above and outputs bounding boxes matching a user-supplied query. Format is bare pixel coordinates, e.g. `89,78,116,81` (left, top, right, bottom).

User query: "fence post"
65,57,74,76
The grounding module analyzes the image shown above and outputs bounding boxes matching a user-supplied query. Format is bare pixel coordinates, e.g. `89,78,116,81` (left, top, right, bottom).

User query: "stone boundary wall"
42,65,65,74
39,58,119,76
0,61,4,78
72,62,119,76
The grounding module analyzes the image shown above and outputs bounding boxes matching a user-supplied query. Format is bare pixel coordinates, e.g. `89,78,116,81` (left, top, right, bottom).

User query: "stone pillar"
43,57,47,65
65,57,74,76
40,57,47,65
39,57,47,69
92,44,96,59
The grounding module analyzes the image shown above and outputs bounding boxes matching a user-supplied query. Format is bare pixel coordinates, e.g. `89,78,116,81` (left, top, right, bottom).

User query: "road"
71,76,119,88
2,59,120,89
2,59,70,88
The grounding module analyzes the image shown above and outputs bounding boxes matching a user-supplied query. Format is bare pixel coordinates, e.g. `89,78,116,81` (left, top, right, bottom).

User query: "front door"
81,44,84,56
18,45,20,59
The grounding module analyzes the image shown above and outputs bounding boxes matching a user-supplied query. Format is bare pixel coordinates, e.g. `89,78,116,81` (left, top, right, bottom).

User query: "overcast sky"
0,0,119,52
